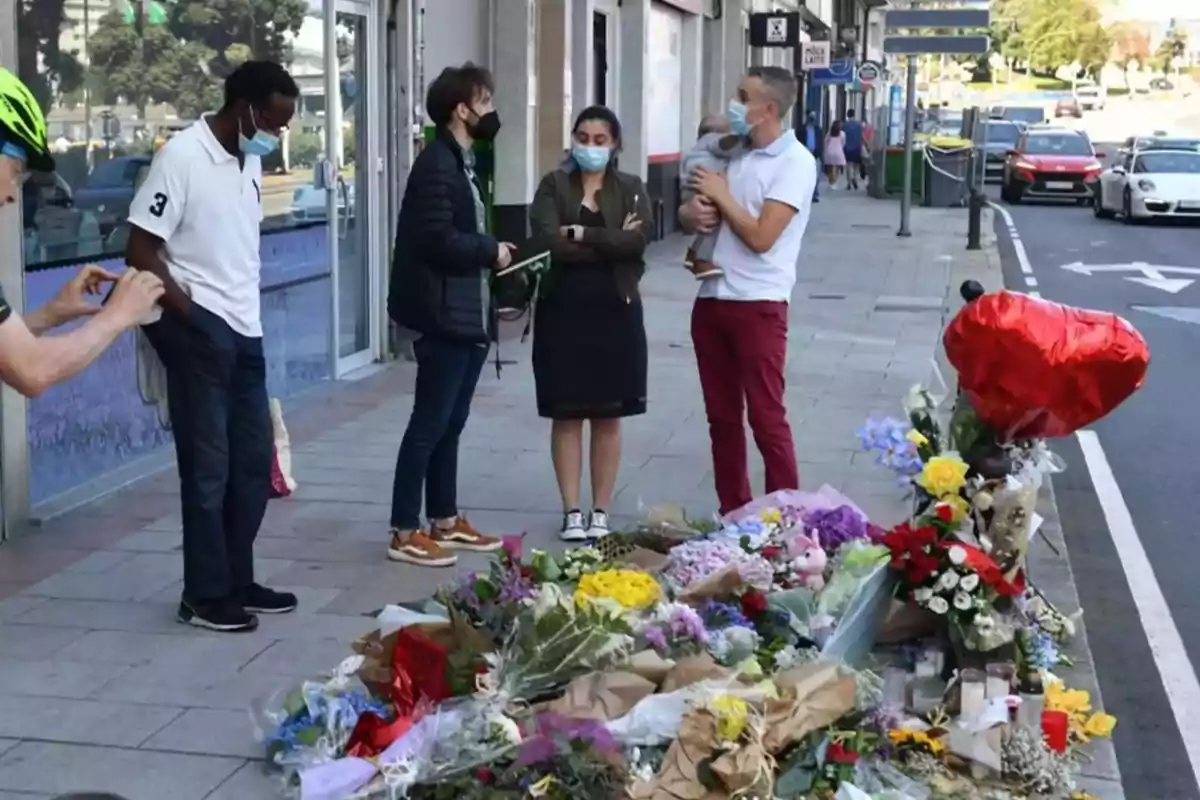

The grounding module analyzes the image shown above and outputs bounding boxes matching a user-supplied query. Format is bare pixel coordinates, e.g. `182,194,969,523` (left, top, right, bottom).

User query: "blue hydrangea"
857,417,924,482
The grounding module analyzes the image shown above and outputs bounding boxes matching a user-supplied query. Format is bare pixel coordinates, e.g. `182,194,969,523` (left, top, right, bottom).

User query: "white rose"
975,614,995,630
953,591,973,610
948,545,967,566
487,714,523,746
928,596,950,615
938,570,960,591
914,587,934,603
974,491,994,511
959,573,980,592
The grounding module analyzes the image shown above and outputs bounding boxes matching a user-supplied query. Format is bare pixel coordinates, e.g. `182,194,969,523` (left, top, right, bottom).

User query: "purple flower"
644,626,669,652
667,604,707,641
515,712,620,768
700,600,751,630
801,505,869,554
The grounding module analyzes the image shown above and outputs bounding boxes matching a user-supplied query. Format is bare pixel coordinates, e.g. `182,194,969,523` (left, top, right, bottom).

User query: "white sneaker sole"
436,538,504,553
387,547,457,567
560,527,591,542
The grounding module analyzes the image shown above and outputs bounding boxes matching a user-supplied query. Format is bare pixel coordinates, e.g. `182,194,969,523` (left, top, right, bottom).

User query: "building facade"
0,0,847,539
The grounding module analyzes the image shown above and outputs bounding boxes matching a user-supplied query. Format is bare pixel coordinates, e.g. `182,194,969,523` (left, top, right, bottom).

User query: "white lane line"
1025,276,1039,288
990,201,1034,275
1076,429,1200,789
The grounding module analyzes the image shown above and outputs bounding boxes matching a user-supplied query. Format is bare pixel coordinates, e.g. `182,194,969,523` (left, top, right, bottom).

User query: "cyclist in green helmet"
0,67,164,397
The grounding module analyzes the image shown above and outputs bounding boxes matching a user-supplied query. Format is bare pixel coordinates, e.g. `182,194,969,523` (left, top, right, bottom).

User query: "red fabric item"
345,626,452,758
269,447,291,498
943,542,1026,597
1042,709,1070,753
691,298,798,514
943,291,1149,440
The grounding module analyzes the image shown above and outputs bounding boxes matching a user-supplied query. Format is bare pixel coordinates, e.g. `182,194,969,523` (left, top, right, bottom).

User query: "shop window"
16,0,333,504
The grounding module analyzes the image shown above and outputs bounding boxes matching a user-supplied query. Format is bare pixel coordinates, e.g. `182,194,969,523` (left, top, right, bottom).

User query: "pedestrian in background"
386,63,511,567
801,110,823,203
126,61,300,632
842,109,864,190
823,120,846,187
681,67,817,515
528,105,652,541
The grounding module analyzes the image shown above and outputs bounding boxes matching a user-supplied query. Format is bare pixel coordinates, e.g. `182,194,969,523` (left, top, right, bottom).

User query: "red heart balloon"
943,291,1149,440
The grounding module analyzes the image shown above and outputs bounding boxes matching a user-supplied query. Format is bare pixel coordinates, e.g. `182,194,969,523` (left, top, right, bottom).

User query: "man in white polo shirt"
125,61,299,633
683,66,817,515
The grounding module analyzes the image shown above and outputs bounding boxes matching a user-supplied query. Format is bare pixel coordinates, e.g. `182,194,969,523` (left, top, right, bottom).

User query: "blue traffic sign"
808,58,856,86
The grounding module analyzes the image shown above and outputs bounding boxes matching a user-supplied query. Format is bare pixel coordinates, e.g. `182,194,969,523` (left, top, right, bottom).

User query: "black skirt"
532,224,648,420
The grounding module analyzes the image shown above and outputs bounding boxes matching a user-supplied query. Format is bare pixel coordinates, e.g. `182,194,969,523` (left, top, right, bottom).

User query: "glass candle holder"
960,668,987,716
986,662,1015,699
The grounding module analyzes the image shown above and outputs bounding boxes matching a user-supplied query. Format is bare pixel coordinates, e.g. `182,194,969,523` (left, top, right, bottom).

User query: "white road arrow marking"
1060,262,1200,292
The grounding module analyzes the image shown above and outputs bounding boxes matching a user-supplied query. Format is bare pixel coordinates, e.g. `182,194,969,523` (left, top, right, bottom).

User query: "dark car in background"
1055,96,1082,118
995,105,1047,125
71,155,152,239
974,120,1023,182
1000,129,1104,204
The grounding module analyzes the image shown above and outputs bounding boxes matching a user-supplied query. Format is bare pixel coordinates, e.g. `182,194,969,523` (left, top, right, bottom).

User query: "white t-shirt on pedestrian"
127,113,265,337
698,130,817,303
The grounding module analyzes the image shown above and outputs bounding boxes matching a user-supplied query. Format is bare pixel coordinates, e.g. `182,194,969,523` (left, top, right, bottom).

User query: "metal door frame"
325,0,385,378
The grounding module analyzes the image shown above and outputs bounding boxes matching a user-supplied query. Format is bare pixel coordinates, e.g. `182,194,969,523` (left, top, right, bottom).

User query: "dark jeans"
144,304,272,603
389,335,489,530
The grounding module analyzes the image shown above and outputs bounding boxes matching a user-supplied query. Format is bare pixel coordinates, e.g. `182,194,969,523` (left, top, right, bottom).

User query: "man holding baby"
679,66,819,516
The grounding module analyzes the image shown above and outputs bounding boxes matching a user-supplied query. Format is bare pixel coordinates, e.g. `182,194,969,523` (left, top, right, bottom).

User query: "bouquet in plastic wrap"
295,583,636,799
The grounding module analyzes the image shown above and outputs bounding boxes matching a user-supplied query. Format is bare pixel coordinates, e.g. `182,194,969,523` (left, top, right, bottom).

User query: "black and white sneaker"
586,509,611,539
242,583,299,614
560,509,588,541
177,599,258,632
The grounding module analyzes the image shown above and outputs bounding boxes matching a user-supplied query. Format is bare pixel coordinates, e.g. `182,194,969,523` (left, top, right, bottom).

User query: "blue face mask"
571,144,611,172
728,100,753,136
238,109,280,157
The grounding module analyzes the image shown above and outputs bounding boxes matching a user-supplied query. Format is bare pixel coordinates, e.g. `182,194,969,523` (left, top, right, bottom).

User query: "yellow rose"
711,695,749,742
1083,712,1117,738
917,455,969,498
573,569,662,609
906,429,930,447
761,508,782,524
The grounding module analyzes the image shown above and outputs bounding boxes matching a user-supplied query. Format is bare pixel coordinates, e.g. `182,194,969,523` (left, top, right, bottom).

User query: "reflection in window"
16,0,334,505
16,0,334,269
1135,153,1200,174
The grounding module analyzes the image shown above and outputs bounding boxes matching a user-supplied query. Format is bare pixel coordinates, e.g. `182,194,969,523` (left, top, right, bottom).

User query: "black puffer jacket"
388,130,499,343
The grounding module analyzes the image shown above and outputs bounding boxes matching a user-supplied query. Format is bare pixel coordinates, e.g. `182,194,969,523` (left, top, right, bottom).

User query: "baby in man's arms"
679,113,748,280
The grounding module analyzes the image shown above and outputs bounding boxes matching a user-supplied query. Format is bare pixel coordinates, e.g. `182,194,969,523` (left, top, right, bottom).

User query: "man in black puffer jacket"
386,62,513,567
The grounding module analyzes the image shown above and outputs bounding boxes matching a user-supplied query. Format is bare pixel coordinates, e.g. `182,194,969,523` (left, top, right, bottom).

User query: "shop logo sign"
802,41,832,71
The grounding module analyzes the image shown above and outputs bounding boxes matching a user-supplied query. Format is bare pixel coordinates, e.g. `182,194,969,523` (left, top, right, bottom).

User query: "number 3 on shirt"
149,192,168,218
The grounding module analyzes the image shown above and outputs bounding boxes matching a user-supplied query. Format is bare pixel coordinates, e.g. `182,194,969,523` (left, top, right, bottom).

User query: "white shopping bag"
269,398,297,498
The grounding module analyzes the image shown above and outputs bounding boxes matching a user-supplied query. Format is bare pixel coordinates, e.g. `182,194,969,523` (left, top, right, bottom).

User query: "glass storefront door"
327,0,379,375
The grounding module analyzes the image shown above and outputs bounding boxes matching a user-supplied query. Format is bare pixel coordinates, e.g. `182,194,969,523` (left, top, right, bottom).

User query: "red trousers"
691,298,799,515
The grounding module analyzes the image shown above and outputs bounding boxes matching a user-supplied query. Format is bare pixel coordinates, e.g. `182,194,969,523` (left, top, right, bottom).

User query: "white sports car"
1093,148,1200,223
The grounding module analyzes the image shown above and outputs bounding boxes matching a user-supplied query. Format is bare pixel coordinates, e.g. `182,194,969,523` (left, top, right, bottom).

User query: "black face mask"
468,110,502,142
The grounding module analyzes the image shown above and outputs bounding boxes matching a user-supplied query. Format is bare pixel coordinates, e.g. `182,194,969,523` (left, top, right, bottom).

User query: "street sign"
801,41,832,71
884,9,990,28
857,60,882,86
1060,262,1200,293
808,58,856,86
883,35,990,55
748,12,801,48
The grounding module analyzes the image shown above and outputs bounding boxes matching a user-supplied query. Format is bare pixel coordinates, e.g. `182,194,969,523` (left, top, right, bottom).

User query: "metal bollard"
967,189,984,251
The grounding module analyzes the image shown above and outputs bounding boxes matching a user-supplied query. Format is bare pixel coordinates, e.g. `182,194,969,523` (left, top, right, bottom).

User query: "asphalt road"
990,149,1200,799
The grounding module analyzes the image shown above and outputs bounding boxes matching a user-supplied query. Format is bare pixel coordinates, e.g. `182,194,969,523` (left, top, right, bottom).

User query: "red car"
1055,97,1082,118
1000,130,1105,204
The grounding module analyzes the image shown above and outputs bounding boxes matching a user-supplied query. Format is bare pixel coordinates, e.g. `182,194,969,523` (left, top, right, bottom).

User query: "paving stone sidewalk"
0,191,1114,799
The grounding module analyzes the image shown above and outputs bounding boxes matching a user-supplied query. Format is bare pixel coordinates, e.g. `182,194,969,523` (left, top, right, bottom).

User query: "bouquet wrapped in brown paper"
679,565,746,605
762,662,857,754
659,654,732,694
627,707,774,800
542,670,658,722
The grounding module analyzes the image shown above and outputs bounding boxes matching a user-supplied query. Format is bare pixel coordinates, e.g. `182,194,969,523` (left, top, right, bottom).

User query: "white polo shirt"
128,114,265,337
698,130,817,302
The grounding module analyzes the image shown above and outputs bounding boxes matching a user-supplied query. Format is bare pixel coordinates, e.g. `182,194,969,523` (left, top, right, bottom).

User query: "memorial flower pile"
255,284,1138,800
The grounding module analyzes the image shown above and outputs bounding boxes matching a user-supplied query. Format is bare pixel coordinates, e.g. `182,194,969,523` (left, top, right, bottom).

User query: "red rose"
741,590,769,617
935,504,954,523
475,767,495,784
914,525,939,546
762,545,783,559
519,565,534,580
827,741,859,764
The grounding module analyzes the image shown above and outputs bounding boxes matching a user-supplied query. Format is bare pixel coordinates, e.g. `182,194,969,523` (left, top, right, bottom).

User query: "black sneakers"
177,584,298,633
242,583,299,614
177,598,259,632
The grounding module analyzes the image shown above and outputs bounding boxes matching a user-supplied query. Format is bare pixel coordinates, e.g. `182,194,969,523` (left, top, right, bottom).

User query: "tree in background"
989,0,1110,77
88,0,307,121
15,0,85,112
1151,26,1188,73
1108,21,1152,70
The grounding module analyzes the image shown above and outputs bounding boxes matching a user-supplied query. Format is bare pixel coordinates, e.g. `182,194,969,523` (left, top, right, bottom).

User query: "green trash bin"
883,146,926,199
